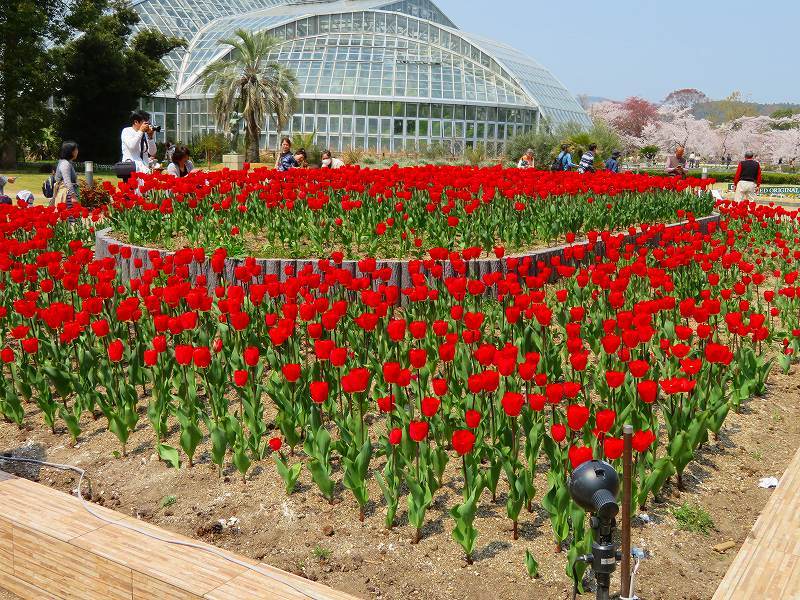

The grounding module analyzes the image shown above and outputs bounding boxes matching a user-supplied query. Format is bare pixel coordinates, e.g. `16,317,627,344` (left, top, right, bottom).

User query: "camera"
151,124,162,133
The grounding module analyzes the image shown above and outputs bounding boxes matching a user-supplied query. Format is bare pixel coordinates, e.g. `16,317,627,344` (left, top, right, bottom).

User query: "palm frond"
198,28,298,157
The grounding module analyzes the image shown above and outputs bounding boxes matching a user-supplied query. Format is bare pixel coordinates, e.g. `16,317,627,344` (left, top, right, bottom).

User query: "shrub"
342,147,365,165
187,133,230,167
78,180,111,209
505,130,559,168
672,503,714,534
291,132,322,166
464,143,487,166
637,169,800,184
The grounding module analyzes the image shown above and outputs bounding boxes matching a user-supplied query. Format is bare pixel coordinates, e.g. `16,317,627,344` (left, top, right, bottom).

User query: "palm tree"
200,29,297,162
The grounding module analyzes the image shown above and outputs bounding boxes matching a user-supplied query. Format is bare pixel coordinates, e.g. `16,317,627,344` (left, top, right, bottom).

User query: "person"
0,173,16,204
16,190,34,206
275,137,299,172
321,150,344,169
577,143,597,174
54,141,79,209
733,151,762,202
517,148,535,169
552,144,577,171
121,110,157,173
42,168,56,202
294,148,308,168
164,139,176,164
666,146,688,177
166,145,194,177
605,150,621,173
688,152,696,169
726,154,732,168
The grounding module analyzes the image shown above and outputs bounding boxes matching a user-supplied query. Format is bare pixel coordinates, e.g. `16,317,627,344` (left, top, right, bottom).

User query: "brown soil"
1,365,798,600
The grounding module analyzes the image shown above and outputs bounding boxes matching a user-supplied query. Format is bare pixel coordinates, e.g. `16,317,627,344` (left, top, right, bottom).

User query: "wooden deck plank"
11,525,132,600
0,478,121,542
0,475,359,600
713,445,800,600
71,518,247,596
132,570,205,600
204,568,358,600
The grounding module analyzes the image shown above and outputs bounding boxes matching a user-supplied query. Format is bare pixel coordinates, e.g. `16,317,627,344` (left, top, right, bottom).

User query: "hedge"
637,169,800,185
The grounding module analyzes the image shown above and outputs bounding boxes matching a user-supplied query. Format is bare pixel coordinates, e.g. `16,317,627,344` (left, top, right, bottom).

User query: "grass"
672,502,715,534
0,171,110,205
312,546,331,561
159,494,177,509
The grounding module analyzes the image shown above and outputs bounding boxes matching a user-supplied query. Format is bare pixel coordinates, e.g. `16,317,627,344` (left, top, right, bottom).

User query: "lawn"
0,171,111,204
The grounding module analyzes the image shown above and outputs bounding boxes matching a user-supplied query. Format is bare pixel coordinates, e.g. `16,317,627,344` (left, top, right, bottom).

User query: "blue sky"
434,0,794,104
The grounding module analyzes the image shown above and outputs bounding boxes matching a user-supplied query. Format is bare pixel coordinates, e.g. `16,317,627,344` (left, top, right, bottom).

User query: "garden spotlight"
568,460,621,600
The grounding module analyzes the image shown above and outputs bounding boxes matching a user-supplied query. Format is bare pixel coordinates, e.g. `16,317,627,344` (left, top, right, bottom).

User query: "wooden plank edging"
0,475,359,600
712,444,800,599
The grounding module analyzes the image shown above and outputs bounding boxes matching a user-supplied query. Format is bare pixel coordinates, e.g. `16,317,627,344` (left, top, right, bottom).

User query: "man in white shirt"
121,110,157,173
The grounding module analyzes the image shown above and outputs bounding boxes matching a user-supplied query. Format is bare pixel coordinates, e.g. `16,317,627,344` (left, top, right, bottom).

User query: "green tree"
56,0,185,162
505,128,560,168
560,121,622,165
0,0,61,167
188,132,229,167
200,29,298,162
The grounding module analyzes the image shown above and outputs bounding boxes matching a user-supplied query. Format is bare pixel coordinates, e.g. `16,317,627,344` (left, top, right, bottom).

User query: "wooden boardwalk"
0,472,358,600
713,445,800,600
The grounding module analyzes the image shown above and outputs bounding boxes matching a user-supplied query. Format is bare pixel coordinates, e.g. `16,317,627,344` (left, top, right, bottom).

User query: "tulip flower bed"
105,166,715,259
0,182,799,597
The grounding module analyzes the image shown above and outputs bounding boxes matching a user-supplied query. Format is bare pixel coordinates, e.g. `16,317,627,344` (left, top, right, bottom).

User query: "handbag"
113,161,137,181
51,181,68,208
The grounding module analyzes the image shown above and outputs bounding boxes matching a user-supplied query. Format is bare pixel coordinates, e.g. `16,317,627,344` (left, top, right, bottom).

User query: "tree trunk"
246,119,260,163
0,142,16,170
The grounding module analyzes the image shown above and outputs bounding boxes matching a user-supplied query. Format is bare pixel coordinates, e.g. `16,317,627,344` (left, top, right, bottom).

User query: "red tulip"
628,360,649,378
528,394,545,411
268,437,282,452
377,394,395,413
21,338,38,354
452,429,476,456
91,319,109,337
632,429,656,453
551,423,567,442
144,349,158,366
603,437,624,460
175,344,193,366
409,420,429,442
388,427,402,445
309,381,328,404
637,380,658,404
234,369,249,387
409,348,427,369
243,346,260,367
595,409,616,433
568,445,593,469
1,348,14,363
193,346,211,368
341,368,370,394
432,378,448,396
605,371,626,389
566,404,590,431
282,363,301,382
107,339,124,362
501,392,525,417
465,409,481,428
421,396,440,417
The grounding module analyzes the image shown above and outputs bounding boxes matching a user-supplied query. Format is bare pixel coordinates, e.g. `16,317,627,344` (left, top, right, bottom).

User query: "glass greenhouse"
133,0,591,154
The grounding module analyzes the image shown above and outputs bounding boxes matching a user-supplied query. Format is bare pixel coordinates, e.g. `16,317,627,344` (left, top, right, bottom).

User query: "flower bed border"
95,213,720,292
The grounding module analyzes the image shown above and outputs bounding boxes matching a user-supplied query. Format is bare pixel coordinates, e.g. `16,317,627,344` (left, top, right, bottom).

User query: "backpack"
42,175,55,199
550,152,566,172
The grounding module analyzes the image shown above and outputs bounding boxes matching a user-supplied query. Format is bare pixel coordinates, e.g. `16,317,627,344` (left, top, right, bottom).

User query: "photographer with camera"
119,110,159,176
